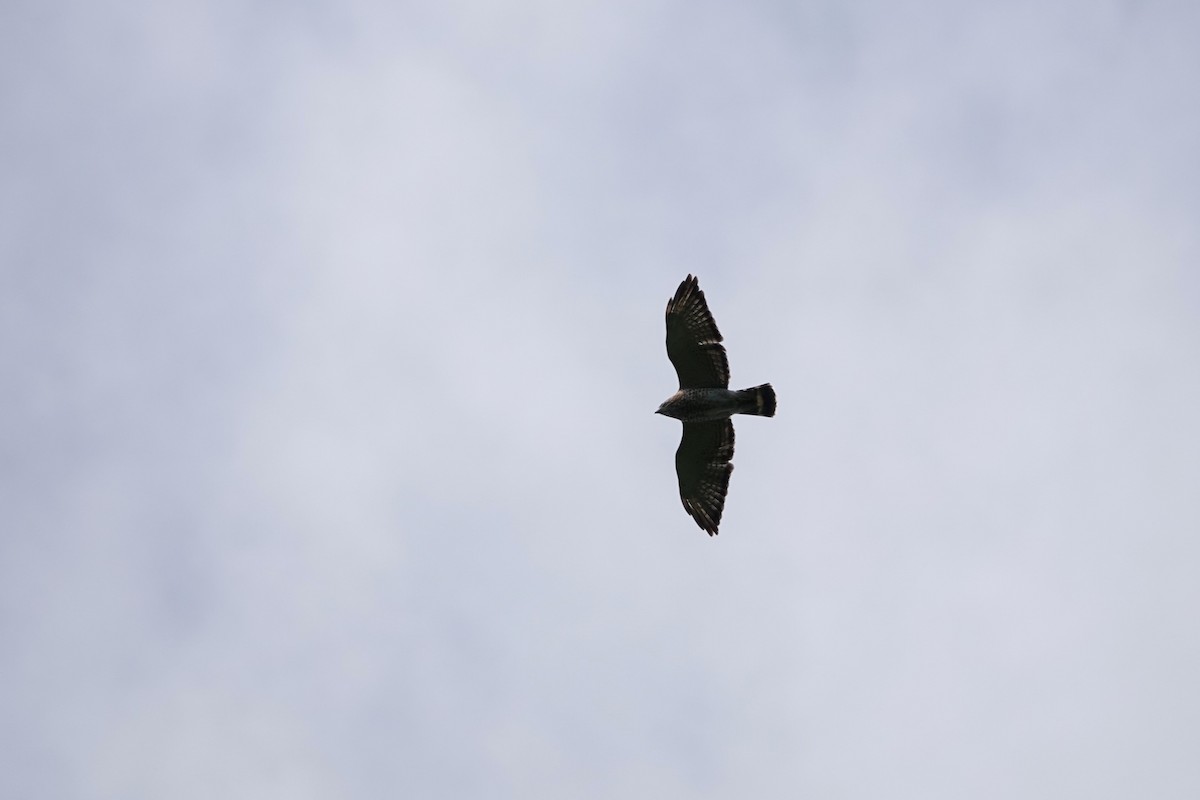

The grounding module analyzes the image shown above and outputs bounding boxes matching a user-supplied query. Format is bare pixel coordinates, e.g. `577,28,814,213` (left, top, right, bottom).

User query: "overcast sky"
3,1,1199,798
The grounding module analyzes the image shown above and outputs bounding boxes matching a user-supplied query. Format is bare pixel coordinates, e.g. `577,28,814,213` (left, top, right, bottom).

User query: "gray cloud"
3,1,1198,798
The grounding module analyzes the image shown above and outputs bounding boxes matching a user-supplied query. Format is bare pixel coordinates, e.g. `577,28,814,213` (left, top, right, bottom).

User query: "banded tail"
737,383,776,417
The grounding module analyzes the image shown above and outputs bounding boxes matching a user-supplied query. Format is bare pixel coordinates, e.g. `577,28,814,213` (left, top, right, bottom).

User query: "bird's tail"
736,383,776,417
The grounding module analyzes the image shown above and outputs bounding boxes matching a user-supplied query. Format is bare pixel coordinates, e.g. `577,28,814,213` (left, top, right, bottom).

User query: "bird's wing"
676,419,735,536
665,275,729,389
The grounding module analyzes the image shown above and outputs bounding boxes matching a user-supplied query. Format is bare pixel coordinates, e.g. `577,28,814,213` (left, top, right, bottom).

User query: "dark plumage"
656,275,776,536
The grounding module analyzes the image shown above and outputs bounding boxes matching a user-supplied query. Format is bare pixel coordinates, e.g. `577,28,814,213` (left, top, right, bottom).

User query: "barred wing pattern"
665,274,729,389
675,419,735,536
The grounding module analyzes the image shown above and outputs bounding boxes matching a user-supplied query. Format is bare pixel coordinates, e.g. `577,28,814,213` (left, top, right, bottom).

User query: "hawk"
656,275,776,536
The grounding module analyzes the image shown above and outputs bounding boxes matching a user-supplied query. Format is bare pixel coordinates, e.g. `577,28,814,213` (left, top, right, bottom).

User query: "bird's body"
657,275,776,536
657,387,775,422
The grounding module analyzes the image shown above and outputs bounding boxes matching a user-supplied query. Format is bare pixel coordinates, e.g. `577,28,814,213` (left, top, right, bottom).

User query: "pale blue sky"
3,1,1199,798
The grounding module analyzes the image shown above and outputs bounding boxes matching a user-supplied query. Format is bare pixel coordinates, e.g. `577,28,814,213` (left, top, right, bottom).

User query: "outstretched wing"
676,419,735,536
666,275,729,389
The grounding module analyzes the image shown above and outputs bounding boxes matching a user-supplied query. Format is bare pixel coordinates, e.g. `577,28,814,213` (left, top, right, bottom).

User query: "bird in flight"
657,275,776,536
